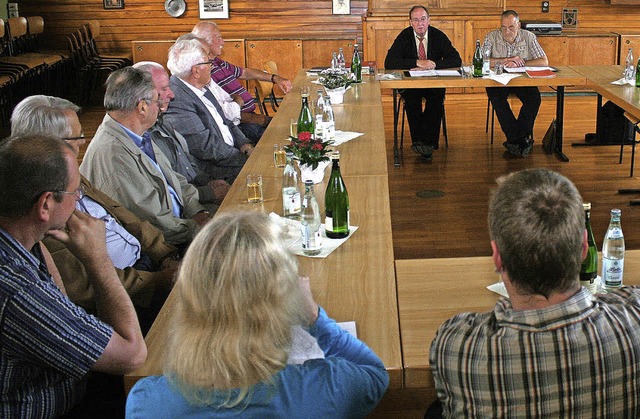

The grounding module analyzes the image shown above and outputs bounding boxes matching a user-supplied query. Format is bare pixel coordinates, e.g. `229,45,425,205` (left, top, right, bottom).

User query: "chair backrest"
264,60,278,75
88,20,101,38
26,16,44,36
7,17,27,38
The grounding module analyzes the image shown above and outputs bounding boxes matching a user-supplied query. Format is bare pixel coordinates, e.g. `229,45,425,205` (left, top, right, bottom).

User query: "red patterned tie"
418,36,426,60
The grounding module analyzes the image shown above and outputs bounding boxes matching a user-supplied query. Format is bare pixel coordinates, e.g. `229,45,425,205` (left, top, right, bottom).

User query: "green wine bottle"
351,44,362,83
297,89,314,138
580,202,598,284
473,39,483,78
324,151,350,239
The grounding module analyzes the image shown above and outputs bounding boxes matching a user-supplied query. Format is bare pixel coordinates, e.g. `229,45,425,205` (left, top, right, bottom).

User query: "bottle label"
325,215,333,232
602,258,624,287
283,191,301,216
301,225,321,251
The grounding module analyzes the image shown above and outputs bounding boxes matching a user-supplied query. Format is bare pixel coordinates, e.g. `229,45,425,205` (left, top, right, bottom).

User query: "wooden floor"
383,92,640,260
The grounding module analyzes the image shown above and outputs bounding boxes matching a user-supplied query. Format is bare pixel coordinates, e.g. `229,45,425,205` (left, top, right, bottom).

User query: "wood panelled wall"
14,0,640,58
17,0,367,54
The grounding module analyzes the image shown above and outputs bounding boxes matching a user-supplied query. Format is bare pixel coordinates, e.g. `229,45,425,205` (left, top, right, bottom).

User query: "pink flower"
312,143,323,150
298,132,312,142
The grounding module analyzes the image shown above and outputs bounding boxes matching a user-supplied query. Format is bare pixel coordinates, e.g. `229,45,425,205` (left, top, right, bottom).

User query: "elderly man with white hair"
163,36,253,184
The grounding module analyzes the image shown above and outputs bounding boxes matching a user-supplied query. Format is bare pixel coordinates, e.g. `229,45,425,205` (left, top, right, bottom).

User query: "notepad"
525,68,556,78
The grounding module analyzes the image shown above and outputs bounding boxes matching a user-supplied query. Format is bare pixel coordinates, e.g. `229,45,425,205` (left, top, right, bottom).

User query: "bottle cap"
331,151,340,160
611,208,621,216
583,202,591,210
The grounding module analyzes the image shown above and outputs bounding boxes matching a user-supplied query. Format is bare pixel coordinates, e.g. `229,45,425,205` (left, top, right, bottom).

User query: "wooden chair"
254,77,278,117
263,60,284,106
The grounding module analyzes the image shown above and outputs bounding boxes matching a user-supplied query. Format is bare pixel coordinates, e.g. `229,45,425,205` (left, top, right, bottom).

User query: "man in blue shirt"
0,134,146,417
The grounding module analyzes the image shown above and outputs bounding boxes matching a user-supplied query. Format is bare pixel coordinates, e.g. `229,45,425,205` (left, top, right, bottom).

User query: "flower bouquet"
285,132,333,170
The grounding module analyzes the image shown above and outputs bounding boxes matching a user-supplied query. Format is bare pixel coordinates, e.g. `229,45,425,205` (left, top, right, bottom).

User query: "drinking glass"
290,119,298,138
246,174,263,203
273,144,286,168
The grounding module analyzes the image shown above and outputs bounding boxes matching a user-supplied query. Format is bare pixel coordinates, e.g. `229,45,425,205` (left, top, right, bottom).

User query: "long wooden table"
379,66,587,165
125,71,404,391
396,250,640,397
571,65,640,120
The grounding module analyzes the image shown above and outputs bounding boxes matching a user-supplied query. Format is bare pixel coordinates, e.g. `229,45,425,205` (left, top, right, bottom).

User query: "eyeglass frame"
63,134,86,141
410,16,429,24
53,184,86,201
194,58,215,67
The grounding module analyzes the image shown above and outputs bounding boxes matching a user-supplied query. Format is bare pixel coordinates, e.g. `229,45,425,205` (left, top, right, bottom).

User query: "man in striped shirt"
430,168,640,417
0,134,146,417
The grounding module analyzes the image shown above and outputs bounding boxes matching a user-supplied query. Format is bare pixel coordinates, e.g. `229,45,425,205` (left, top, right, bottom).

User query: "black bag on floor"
591,101,628,144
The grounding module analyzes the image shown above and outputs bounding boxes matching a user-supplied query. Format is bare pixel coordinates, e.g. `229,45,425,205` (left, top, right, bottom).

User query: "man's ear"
35,191,54,223
491,240,502,272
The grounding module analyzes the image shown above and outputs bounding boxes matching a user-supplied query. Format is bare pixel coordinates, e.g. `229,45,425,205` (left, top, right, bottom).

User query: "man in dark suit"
385,5,461,161
164,36,254,184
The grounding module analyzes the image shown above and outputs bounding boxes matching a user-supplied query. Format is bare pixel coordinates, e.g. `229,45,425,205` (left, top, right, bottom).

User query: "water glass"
246,174,263,203
290,119,298,138
273,144,286,168
494,62,503,75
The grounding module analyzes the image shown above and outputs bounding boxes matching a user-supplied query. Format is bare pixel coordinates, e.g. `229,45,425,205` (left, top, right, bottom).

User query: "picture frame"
332,0,350,15
199,0,229,19
103,0,124,10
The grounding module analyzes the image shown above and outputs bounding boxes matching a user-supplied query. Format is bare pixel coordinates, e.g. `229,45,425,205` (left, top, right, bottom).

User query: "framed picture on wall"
103,0,124,10
332,0,350,15
199,0,229,19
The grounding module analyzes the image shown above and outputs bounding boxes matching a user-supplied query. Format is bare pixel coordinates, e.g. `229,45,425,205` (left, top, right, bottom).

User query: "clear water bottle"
602,208,624,290
482,44,491,76
337,48,346,72
331,52,338,70
282,152,301,219
625,48,634,81
322,95,335,141
301,180,322,256
314,90,324,140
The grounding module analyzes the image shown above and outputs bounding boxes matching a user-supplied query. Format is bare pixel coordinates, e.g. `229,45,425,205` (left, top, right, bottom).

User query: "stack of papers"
525,68,556,78
408,69,461,77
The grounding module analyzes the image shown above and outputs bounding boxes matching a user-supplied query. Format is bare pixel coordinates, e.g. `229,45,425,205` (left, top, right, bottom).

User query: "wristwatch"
271,74,276,83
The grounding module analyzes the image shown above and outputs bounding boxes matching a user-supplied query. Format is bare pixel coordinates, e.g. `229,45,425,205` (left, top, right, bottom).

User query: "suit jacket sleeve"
385,27,419,70
42,236,159,313
164,78,249,168
80,117,200,246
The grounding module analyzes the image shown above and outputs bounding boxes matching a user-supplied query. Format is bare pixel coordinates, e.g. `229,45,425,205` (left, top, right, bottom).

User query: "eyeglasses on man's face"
54,184,86,201
194,58,215,67
411,16,428,24
63,134,85,142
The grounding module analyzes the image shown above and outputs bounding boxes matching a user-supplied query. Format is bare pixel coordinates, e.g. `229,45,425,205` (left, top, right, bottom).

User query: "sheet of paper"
287,321,357,364
331,130,364,146
486,73,521,85
269,212,359,259
487,281,509,297
504,66,555,74
408,69,461,77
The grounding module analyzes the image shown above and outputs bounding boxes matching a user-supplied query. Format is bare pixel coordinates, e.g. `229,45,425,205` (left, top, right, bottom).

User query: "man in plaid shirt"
430,168,640,418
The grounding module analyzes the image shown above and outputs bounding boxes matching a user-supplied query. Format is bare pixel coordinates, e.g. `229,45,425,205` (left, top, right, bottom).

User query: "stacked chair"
0,16,69,126
66,20,131,105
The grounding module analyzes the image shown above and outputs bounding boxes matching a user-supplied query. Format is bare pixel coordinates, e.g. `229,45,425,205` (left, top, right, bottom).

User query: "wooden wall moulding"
367,0,505,16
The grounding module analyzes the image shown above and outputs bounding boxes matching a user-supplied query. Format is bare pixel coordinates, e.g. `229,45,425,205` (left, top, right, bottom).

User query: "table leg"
393,88,400,167
554,86,569,162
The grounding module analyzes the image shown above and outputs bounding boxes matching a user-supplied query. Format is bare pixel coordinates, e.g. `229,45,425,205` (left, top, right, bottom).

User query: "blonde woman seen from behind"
126,212,389,418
